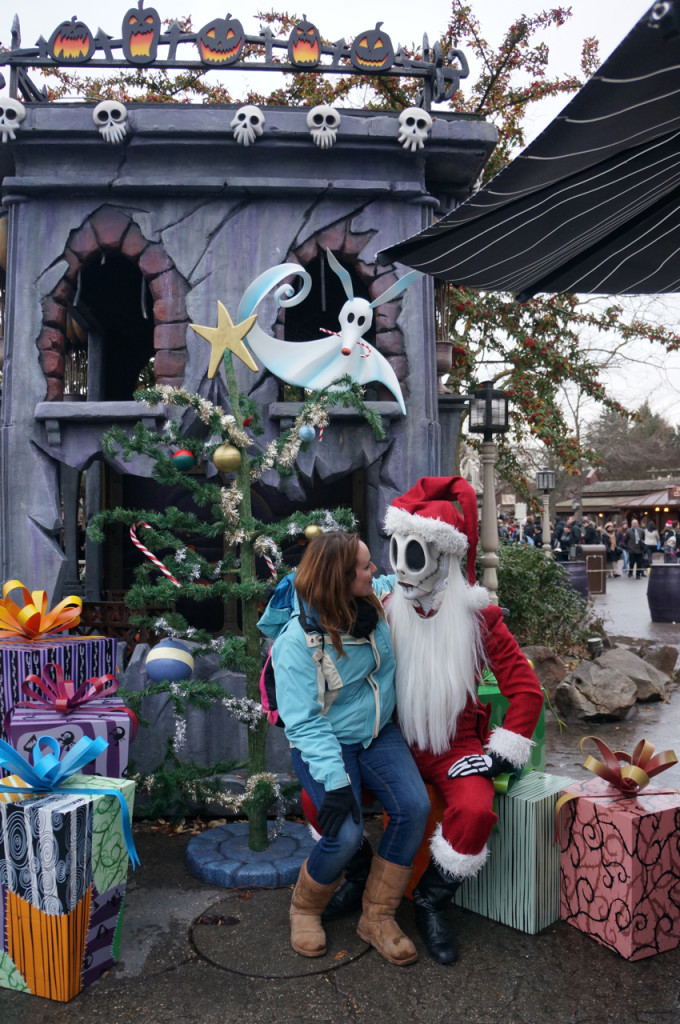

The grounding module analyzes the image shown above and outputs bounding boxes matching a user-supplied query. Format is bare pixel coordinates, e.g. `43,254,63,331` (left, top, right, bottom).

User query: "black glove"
317,785,360,838
447,751,516,780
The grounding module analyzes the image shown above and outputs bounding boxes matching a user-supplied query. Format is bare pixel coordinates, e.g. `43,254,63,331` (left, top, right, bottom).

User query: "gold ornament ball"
305,524,323,540
212,443,242,472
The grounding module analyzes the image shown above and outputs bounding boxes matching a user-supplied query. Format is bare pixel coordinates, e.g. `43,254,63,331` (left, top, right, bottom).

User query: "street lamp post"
536,467,556,558
468,381,509,604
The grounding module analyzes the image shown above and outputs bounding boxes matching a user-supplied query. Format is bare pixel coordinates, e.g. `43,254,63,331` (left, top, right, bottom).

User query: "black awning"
379,2,680,298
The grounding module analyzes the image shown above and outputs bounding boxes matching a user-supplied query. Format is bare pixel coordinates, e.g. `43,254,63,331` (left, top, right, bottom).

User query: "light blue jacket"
257,573,396,791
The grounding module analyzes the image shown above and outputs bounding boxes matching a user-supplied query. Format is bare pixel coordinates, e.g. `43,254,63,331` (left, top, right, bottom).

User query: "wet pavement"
3,575,679,1024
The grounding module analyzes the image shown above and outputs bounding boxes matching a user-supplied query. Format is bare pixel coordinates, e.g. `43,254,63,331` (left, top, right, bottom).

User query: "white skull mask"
0,96,26,144
92,100,128,144
231,105,265,146
397,107,433,152
389,533,447,601
306,105,340,148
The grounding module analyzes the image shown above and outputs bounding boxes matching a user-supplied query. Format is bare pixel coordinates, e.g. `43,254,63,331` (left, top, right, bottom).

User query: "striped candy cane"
130,522,182,588
257,537,280,578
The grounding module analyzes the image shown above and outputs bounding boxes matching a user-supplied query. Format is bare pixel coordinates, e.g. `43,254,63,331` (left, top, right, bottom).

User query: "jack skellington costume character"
383,476,543,964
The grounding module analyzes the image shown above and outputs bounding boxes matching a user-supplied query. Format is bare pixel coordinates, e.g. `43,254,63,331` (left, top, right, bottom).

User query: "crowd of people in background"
497,512,679,578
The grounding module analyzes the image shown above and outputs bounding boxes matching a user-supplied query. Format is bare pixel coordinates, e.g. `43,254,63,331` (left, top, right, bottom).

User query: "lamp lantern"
536,467,556,557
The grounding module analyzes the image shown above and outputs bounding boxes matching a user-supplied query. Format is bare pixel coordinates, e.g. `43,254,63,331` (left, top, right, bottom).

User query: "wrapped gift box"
558,778,680,960
450,770,574,933
480,674,546,776
0,636,117,740
7,699,134,778
0,773,135,1001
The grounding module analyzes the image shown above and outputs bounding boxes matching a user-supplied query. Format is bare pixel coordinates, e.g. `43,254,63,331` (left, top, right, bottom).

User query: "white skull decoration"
306,105,341,149
397,107,433,152
92,100,129,144
230,105,265,146
0,96,26,144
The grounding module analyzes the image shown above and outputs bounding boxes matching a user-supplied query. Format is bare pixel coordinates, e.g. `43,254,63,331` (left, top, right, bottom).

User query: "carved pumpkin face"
48,17,95,63
350,22,394,72
122,1,161,65
197,14,245,66
288,17,321,67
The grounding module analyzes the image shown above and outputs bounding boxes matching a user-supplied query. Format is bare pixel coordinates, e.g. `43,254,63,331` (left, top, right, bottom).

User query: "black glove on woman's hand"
318,785,360,838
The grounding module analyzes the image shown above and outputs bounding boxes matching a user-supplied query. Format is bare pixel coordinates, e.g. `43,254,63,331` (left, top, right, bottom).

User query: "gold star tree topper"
190,302,259,378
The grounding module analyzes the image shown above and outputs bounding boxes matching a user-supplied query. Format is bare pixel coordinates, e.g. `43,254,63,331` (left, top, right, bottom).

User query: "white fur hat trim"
384,506,468,556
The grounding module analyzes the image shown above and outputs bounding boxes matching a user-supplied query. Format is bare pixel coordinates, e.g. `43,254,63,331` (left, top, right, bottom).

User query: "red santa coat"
407,604,543,878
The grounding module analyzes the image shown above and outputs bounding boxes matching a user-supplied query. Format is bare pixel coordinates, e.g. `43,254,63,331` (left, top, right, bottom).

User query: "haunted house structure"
0,15,496,604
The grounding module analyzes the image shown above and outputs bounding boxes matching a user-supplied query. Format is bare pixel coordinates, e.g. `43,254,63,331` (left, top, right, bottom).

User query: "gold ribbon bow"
0,580,83,640
578,735,677,794
555,736,678,841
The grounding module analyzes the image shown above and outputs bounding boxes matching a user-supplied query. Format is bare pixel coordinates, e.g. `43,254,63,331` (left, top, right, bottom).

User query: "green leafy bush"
495,545,599,655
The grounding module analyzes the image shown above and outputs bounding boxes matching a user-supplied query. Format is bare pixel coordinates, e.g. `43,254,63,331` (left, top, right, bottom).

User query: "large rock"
520,645,568,702
555,660,638,720
595,647,673,701
639,644,678,680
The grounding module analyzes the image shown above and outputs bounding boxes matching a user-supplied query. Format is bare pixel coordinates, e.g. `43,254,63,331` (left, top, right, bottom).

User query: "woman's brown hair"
294,531,384,655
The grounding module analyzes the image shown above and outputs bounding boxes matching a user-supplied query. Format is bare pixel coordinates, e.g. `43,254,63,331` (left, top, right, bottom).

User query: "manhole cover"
189,890,371,978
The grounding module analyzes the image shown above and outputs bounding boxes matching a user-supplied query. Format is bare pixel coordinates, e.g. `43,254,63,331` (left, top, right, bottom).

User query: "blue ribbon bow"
0,734,139,869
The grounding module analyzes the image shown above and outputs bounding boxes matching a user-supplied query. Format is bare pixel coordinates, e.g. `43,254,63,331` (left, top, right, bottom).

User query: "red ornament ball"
172,449,196,472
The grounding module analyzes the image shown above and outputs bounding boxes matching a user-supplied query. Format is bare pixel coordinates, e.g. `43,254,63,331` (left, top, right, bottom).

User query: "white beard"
388,564,486,755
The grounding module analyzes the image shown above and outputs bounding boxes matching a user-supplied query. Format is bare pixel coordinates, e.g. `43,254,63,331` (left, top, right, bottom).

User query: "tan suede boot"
289,860,341,957
356,855,418,965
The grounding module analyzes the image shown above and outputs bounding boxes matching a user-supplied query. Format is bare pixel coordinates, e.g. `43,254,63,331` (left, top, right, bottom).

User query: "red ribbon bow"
4,664,138,741
21,664,120,712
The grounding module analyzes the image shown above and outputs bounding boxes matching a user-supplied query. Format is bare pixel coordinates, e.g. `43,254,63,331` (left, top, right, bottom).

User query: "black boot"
322,837,373,922
412,859,461,964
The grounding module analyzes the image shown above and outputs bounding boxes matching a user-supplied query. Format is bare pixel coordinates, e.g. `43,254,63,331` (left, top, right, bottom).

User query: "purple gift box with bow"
5,665,136,779
0,635,118,740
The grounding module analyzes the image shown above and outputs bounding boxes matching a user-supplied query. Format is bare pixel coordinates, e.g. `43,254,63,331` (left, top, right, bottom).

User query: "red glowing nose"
341,347,351,356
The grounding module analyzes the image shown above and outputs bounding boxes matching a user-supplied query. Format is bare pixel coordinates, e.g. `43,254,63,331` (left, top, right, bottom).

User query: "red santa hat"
384,476,479,586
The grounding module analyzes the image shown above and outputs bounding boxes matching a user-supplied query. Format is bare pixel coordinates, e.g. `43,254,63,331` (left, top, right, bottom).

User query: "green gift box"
479,671,546,776
454,771,573,934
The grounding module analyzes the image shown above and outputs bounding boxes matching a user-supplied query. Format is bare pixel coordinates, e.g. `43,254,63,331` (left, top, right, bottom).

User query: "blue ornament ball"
146,638,194,682
298,424,316,442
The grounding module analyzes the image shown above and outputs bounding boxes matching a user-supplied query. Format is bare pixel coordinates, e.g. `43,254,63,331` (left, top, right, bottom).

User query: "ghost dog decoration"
236,251,423,414
230,105,265,146
0,96,26,143
306,105,341,148
92,100,129,143
398,107,433,152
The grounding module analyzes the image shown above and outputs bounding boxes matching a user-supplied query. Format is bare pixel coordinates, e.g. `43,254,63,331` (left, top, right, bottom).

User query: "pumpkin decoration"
197,14,245,67
48,17,95,63
122,0,161,65
288,16,321,67
350,22,394,72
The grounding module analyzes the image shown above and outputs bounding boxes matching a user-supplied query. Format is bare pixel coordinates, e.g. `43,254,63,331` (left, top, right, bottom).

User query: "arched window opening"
284,251,375,345
76,253,154,401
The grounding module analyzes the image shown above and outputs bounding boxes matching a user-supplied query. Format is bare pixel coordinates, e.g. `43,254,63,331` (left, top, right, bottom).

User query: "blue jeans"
291,722,430,885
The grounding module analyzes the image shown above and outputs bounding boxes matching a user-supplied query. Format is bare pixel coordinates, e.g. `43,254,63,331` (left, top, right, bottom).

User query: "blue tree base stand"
185,820,317,888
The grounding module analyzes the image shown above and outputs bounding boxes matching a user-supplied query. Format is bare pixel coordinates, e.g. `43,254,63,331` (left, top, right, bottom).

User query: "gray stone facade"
0,103,495,597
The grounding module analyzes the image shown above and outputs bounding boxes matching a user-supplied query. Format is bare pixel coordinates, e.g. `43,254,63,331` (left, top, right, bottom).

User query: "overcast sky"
3,1,677,421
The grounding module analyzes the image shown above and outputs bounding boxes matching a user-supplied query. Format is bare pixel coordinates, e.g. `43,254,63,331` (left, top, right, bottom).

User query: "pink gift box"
7,700,134,778
558,778,680,960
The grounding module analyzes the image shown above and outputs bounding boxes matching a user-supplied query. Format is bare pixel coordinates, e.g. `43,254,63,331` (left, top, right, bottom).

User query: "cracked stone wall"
1,104,496,593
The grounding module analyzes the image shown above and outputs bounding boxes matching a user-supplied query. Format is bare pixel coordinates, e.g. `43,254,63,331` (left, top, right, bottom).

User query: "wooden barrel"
647,564,680,623
562,562,589,600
